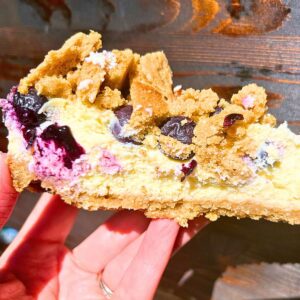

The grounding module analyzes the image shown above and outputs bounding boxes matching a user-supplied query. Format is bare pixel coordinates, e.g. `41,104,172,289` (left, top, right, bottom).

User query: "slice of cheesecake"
1,31,299,226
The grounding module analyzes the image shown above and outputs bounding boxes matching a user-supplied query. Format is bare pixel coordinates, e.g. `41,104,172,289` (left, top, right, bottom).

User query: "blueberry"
223,113,244,128
23,128,37,147
13,89,48,112
210,106,223,116
41,124,85,169
13,88,47,126
12,88,48,144
160,116,196,145
114,105,133,126
111,105,142,145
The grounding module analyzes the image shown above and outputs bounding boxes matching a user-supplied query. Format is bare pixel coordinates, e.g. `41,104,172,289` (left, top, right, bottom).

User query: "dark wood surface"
1,1,300,299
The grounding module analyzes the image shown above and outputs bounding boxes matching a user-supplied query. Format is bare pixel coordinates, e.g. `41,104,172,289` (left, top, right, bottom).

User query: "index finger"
0,153,19,230
113,219,180,300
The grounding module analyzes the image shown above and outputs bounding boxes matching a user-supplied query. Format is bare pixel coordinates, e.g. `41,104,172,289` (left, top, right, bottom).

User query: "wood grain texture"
212,263,300,299
0,1,300,299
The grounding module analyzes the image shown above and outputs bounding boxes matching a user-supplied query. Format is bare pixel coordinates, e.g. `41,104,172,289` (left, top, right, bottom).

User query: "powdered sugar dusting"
78,79,93,90
145,107,153,116
173,85,182,93
242,95,255,109
100,149,122,175
85,51,117,70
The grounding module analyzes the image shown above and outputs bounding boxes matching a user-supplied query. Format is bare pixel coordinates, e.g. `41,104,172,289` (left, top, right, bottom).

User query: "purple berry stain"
111,105,142,145
41,124,85,169
181,159,197,182
160,116,196,145
223,113,244,128
12,88,48,145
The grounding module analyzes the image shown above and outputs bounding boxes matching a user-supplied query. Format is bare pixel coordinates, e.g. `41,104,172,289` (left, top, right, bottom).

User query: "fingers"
0,273,34,300
102,232,145,291
0,153,19,230
113,219,180,300
73,210,150,273
173,216,209,251
0,193,77,265
103,216,209,291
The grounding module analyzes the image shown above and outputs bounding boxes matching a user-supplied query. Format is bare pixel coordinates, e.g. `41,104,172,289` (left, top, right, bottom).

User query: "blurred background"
0,1,300,299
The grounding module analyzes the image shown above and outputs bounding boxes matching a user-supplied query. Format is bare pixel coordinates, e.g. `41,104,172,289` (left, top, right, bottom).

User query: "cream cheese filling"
36,98,300,205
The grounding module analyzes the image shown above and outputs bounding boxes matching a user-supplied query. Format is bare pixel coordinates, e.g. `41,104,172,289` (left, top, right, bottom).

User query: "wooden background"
0,0,300,299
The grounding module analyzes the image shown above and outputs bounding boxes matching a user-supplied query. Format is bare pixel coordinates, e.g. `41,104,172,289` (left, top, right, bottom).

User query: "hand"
0,153,209,300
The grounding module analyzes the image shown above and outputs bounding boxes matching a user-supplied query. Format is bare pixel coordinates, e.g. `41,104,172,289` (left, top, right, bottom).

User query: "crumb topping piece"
75,61,106,103
129,52,173,131
18,31,102,94
168,88,219,119
95,87,125,109
231,84,267,122
158,135,195,160
35,76,72,99
106,49,134,90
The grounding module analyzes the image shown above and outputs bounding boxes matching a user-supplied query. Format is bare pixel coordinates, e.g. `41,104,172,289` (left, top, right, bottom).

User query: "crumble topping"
75,60,106,103
95,87,125,109
168,88,219,119
158,135,195,161
18,31,102,94
35,76,72,99
106,49,134,90
15,31,282,186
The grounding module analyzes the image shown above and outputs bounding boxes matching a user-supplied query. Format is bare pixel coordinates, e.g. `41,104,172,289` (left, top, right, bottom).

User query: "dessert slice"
1,31,299,226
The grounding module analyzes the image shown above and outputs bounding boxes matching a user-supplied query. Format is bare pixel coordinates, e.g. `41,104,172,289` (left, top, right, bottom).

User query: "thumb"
0,152,19,230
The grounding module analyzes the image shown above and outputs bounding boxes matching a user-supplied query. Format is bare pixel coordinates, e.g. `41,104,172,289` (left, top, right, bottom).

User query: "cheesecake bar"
1,31,299,226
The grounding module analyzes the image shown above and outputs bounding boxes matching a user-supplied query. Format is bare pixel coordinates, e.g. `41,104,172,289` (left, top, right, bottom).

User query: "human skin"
0,152,208,300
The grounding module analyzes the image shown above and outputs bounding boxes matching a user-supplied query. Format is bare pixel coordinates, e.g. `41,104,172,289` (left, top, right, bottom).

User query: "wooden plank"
212,263,300,300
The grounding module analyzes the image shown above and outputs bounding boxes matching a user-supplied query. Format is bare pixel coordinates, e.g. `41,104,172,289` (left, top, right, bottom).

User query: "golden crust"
42,182,300,227
7,153,34,192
